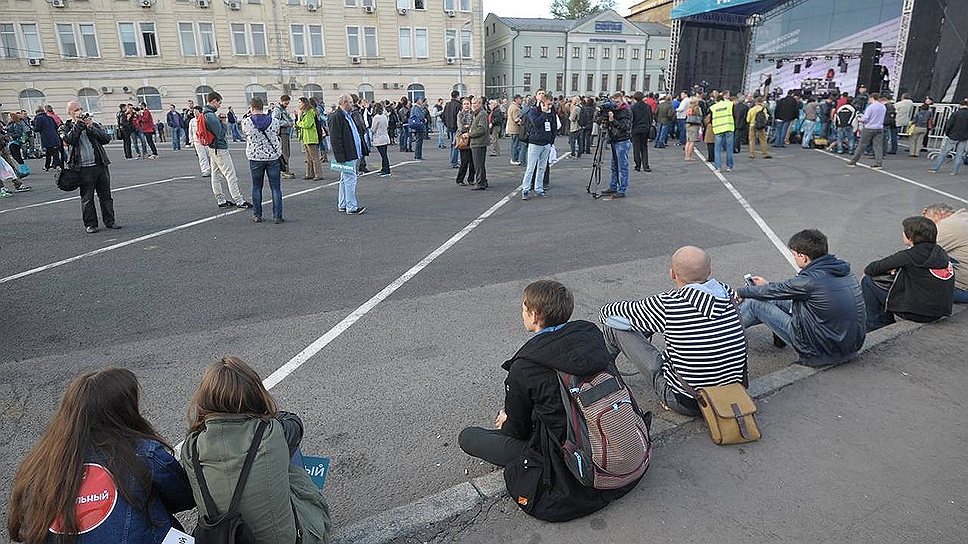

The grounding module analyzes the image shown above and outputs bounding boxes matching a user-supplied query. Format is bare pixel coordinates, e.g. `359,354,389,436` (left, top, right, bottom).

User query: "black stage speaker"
856,41,881,93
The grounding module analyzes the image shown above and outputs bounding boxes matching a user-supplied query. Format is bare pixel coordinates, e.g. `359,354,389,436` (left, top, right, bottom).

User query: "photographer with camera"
61,101,118,233
599,92,632,200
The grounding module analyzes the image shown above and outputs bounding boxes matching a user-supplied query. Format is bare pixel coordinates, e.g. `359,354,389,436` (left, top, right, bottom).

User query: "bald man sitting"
600,246,749,417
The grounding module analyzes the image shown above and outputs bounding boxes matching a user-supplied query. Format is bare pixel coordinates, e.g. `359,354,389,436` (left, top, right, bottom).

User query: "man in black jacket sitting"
861,216,955,331
737,229,866,366
458,280,639,522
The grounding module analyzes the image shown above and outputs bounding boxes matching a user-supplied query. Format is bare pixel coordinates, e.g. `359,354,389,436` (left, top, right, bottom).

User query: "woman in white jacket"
370,102,391,177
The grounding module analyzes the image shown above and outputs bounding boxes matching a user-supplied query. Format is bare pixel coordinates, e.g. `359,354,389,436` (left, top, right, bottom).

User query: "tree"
550,0,615,19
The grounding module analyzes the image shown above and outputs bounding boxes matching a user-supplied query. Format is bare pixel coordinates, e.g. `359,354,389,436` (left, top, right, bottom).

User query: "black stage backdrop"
675,23,749,93
898,0,968,101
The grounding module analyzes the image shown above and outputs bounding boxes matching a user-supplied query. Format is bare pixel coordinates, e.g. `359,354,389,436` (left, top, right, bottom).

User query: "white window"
78,88,100,112
572,46,579,59
140,22,158,56
20,23,43,58
458,0,469,10
445,29,456,58
118,22,157,57
19,88,45,111
118,22,138,56
460,29,471,59
602,47,609,59
303,83,324,102
617,47,625,59
229,23,266,56
358,83,374,102
363,27,377,57
361,0,374,6
53,23,99,58
291,0,302,5
251,23,267,56
346,26,376,57
346,26,360,57
632,48,639,60
587,46,595,59
290,24,306,56
178,22,197,56
0,24,17,59
443,0,454,8
645,48,652,60
659,49,666,60
244,83,267,104
198,22,216,55
195,85,214,104
79,24,99,57
407,83,425,102
56,23,79,58
307,25,323,56
398,28,412,58
231,23,247,55
344,0,356,5
414,28,427,58
136,86,162,110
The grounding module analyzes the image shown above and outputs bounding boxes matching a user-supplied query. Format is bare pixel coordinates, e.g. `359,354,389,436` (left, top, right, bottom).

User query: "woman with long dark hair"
182,357,331,543
8,368,194,544
370,102,391,177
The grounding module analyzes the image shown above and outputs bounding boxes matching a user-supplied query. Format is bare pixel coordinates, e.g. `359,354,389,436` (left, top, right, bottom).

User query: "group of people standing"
115,103,159,161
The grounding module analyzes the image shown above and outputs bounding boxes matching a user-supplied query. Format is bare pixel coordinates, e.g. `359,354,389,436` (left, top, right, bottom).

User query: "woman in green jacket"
295,98,323,180
181,357,332,543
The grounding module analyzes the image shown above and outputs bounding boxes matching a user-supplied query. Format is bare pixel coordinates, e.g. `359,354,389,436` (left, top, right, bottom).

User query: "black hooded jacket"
865,242,954,322
500,320,640,522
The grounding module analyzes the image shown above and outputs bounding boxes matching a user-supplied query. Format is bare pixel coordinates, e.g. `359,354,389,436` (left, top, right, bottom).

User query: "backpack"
551,364,652,490
578,105,594,129
836,107,854,128
754,107,769,130
196,112,216,147
408,108,427,131
190,420,267,544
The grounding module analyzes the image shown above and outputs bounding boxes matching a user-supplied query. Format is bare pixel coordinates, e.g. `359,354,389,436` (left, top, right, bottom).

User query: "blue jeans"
250,158,282,220
448,128,459,166
398,126,410,151
231,122,242,142
510,134,522,162
170,127,183,150
714,132,734,170
861,275,893,331
609,139,631,194
931,137,967,174
521,143,551,194
338,160,359,212
836,127,855,153
739,298,794,347
887,126,898,153
133,130,147,156
955,287,968,304
677,119,687,145
657,122,671,147
437,120,446,147
800,120,816,148
412,129,426,159
773,120,790,146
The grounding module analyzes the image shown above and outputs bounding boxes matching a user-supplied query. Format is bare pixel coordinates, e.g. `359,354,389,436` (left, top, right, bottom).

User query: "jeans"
376,144,390,174
886,126,898,153
656,122,671,147
678,119,687,145
739,299,795,348
631,133,649,169
458,427,527,467
568,131,580,157
602,326,701,417
800,119,816,148
521,143,551,194
230,122,242,142
836,127,855,154
773,120,791,146
132,130,147,156
398,126,411,151
861,275,894,332
250,158,282,220
338,159,359,212
412,129,426,159
437,119,447,147
850,128,884,166
79,165,116,228
449,128,459,167
170,126,183,150
931,137,968,174
714,131,734,170
583,128,593,154
509,134,522,162
610,139,630,193
955,287,968,304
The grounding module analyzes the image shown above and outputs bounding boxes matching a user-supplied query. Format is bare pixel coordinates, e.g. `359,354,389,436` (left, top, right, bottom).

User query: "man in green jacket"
710,93,735,172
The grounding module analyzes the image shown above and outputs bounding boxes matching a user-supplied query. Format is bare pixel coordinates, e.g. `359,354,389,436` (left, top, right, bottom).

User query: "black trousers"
706,142,716,162
144,133,158,156
79,165,116,228
471,146,487,186
121,129,133,159
376,144,390,174
44,146,62,169
631,133,649,169
458,427,527,467
456,148,475,184
734,125,748,153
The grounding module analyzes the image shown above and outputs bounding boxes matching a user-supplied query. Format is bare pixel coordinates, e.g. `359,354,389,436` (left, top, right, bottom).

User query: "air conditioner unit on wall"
28,58,42,66
122,85,132,93
393,83,400,89
229,1,241,9
382,82,389,89
307,2,317,10
350,56,361,64
51,0,66,7
101,86,114,93
294,54,306,64
397,7,407,15
203,53,217,62
445,9,455,17
445,57,455,65
140,0,152,7
332,82,339,90
197,0,210,7
362,5,375,13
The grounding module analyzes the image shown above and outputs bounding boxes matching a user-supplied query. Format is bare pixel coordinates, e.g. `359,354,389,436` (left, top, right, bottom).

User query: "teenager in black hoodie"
458,280,640,522
862,216,955,331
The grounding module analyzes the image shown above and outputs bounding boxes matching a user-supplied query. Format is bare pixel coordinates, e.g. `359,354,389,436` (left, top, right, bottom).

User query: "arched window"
245,84,268,105
77,88,101,112
18,88,45,111
407,83,425,103
136,86,162,110
357,83,374,103
195,85,214,105
302,83,324,103
452,83,467,97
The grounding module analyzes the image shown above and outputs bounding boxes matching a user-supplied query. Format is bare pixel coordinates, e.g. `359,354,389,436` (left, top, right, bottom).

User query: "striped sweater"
600,280,748,398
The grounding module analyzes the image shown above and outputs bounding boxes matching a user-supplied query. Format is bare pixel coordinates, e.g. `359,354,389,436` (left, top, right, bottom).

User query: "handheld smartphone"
744,273,755,287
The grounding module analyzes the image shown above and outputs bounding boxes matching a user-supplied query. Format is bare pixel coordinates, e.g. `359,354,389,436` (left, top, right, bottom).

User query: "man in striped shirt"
600,246,748,417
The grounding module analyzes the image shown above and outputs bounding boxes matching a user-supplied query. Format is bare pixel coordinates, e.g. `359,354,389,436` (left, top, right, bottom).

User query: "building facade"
483,10,670,99
0,0,485,118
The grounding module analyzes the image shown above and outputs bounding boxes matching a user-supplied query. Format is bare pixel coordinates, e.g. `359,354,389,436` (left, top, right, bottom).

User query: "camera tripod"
586,122,609,198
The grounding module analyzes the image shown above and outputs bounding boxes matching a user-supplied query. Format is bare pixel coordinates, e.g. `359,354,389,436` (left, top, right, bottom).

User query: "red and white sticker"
50,463,118,535
930,263,954,281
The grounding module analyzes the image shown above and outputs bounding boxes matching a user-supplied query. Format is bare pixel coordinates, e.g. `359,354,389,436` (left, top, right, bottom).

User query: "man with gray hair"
923,203,968,303
600,246,748,416
61,100,118,233
328,94,367,215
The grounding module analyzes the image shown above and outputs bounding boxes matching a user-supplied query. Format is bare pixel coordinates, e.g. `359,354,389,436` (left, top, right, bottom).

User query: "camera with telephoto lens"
595,99,617,125
81,112,91,120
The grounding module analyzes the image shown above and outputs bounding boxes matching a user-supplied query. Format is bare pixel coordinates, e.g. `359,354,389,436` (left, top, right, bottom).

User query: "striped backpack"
552,364,652,490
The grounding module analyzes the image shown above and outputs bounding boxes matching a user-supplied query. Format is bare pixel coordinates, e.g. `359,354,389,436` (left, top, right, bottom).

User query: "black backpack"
190,420,268,544
754,108,769,130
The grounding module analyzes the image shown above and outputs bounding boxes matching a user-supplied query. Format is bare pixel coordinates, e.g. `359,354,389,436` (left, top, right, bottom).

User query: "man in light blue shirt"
328,94,366,215
847,92,886,169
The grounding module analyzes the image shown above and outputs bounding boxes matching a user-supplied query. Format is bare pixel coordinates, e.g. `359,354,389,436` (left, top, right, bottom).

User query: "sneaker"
600,188,617,195
607,193,626,200
217,201,235,208
379,173,391,178
346,206,366,215
338,207,346,212
282,172,296,179
725,167,732,172
846,162,856,168
870,165,882,170
537,192,552,198
510,160,521,166
15,185,32,192
0,188,12,198
201,172,211,177
521,191,530,201
928,169,939,174
274,218,285,224
85,226,98,233
772,333,787,349
644,166,652,172
237,201,254,209
104,224,122,229
253,216,263,223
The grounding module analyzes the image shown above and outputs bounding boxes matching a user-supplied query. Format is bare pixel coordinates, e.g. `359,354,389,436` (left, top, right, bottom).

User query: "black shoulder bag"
191,419,269,544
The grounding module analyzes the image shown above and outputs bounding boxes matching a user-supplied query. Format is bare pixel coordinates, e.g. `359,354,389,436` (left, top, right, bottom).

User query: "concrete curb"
332,307,965,543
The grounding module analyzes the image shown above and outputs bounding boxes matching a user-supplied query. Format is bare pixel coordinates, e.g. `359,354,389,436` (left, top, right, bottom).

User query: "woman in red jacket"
138,105,159,159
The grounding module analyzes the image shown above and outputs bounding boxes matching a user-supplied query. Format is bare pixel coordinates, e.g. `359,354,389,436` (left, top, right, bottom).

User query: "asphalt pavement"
1,134,966,529
401,309,968,544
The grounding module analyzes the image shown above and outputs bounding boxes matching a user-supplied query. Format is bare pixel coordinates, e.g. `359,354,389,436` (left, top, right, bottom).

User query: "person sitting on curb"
737,229,866,366
922,203,968,304
458,280,640,522
599,246,748,417
861,216,955,331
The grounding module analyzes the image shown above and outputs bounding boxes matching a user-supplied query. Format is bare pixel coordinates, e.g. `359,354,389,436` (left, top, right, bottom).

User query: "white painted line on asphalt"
816,149,968,205
0,160,418,285
0,176,197,215
695,149,799,271
262,186,519,390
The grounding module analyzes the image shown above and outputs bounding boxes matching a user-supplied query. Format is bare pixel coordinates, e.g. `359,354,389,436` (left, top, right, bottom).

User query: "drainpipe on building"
643,31,650,93
511,30,519,97
271,0,284,89
564,29,569,96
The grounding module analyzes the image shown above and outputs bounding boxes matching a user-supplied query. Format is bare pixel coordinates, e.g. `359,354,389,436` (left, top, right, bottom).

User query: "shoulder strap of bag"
190,419,270,517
